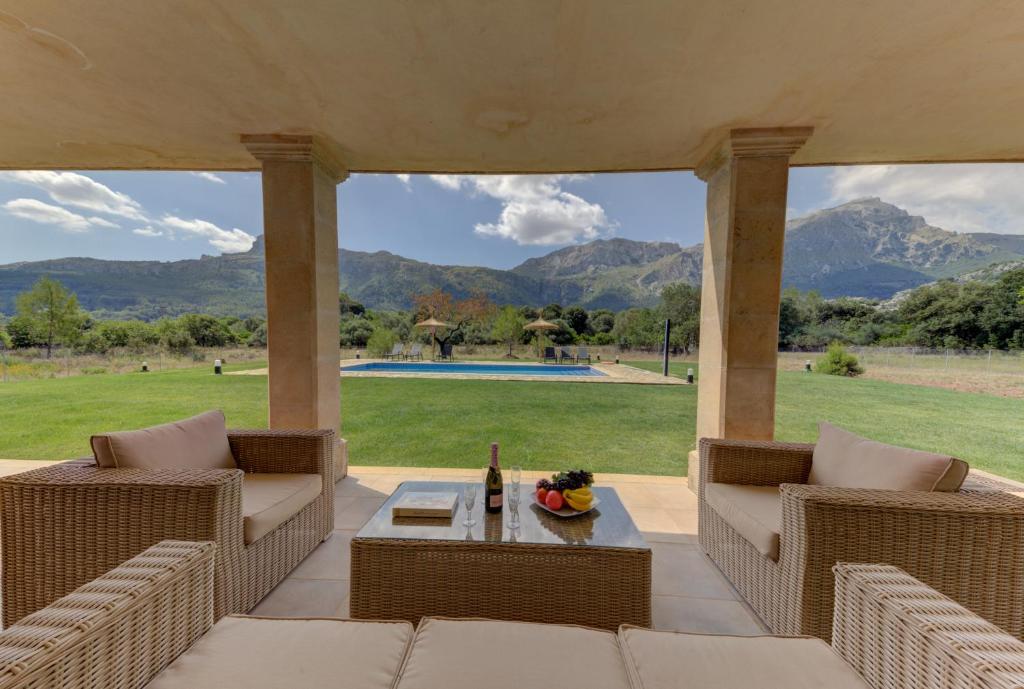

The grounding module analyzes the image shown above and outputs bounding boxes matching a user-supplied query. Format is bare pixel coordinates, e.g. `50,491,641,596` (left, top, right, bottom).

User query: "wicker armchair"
0,429,334,627
697,437,1024,642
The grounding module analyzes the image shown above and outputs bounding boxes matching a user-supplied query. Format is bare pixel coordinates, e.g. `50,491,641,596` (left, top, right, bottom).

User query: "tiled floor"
251,466,768,635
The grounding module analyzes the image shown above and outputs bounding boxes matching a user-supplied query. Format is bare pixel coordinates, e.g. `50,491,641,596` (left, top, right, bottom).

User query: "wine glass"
508,465,522,529
462,483,477,527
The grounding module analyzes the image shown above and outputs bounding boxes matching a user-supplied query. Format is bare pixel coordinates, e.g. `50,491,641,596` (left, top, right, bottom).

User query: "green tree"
491,306,526,357
659,283,700,354
612,308,661,349
156,318,195,354
339,317,374,347
541,303,563,320
15,277,83,358
562,306,589,336
178,314,236,347
589,309,615,334
339,292,366,317
0,323,11,350
365,326,398,357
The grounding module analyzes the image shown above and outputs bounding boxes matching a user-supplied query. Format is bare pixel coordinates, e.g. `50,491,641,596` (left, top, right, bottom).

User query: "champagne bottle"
485,442,503,514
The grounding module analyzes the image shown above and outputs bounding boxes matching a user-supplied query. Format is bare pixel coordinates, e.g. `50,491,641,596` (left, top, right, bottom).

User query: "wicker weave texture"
698,437,1024,642
0,429,334,627
351,539,651,631
833,563,1024,689
0,540,214,689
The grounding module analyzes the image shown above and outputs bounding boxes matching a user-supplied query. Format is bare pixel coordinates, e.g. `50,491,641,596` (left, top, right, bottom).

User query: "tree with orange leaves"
412,289,496,351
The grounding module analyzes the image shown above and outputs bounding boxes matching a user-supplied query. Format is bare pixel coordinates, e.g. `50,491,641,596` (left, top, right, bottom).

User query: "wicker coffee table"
350,481,651,630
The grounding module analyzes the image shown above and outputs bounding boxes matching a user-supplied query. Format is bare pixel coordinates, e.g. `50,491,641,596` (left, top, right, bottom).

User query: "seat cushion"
242,473,322,545
396,618,632,689
146,615,413,689
705,484,781,561
91,410,235,471
619,626,869,689
809,422,968,492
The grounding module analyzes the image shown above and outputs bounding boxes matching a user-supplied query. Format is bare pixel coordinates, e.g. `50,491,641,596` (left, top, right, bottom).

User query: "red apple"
545,490,564,510
536,488,548,504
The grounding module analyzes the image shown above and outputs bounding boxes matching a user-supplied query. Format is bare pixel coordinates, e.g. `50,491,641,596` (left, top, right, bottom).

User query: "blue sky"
1,164,1021,267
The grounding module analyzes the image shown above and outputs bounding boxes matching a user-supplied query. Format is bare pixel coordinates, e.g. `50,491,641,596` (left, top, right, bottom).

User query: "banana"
563,488,593,509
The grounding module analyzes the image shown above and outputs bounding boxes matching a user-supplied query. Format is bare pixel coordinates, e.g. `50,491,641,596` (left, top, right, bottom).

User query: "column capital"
695,127,813,181
241,134,349,183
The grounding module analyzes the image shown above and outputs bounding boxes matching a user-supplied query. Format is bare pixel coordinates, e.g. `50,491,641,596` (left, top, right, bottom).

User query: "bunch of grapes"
548,469,594,491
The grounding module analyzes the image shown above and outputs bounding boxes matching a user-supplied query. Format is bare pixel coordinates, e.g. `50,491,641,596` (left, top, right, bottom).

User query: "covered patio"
3,2,1024,687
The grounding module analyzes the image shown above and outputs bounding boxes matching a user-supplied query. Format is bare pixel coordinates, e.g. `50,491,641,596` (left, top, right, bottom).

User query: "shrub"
815,342,865,377
81,366,107,375
366,327,398,357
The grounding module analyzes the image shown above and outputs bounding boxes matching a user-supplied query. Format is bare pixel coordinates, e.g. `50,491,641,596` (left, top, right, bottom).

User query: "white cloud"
3,198,118,233
0,170,145,220
158,215,255,253
132,227,163,237
429,174,464,191
190,172,227,184
827,164,1024,234
394,173,411,187
428,174,611,245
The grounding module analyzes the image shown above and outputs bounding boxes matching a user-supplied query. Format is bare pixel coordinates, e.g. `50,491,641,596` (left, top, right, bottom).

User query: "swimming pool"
341,362,606,377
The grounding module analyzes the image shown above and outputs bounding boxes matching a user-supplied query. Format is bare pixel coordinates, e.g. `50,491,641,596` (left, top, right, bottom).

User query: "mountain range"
2,198,1023,319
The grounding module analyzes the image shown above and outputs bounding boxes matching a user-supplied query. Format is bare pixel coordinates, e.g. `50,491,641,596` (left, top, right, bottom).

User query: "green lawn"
1,360,1022,479
630,361,1024,480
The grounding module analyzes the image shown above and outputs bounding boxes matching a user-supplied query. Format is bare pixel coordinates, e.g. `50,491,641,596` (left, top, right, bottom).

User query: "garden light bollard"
805,359,812,372
214,359,222,375
141,361,149,372
686,368,694,384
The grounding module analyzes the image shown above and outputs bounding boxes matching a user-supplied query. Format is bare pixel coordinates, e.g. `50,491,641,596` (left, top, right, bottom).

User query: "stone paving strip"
228,359,688,385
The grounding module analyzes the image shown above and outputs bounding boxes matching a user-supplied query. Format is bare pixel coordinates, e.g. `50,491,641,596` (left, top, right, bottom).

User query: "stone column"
688,127,812,490
242,134,348,479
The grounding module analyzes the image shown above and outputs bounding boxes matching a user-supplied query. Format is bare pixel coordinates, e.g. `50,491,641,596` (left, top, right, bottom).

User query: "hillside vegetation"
3,199,1024,319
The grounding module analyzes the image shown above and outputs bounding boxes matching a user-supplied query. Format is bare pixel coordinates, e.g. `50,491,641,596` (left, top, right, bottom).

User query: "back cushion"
809,422,968,492
91,410,236,470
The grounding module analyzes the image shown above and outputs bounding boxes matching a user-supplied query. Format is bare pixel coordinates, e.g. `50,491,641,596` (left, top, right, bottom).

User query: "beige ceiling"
1,1,1023,173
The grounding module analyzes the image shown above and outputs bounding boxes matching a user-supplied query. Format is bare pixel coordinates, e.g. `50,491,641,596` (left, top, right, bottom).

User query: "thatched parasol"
524,317,559,358
415,317,451,360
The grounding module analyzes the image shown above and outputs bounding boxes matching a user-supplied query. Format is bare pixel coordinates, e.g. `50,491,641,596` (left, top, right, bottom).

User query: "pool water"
341,362,606,377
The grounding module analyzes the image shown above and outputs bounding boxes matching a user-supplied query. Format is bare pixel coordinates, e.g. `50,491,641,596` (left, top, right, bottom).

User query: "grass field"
1,360,1022,479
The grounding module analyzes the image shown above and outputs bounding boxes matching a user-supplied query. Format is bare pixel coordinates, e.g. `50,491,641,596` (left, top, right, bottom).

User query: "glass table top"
354,481,649,550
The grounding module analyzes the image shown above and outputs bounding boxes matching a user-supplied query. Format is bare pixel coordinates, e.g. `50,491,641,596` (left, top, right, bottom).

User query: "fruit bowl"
534,468,596,516
534,496,601,518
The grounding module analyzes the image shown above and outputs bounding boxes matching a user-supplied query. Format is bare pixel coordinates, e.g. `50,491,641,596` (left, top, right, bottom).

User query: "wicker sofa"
2,540,1023,689
0,416,334,627
697,436,1024,642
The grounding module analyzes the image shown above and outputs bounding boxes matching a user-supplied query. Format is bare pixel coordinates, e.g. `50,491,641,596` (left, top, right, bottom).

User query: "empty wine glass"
508,465,522,529
462,483,477,527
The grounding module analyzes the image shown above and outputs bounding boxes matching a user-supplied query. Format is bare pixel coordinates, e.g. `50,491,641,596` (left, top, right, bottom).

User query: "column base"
687,449,699,494
335,438,349,482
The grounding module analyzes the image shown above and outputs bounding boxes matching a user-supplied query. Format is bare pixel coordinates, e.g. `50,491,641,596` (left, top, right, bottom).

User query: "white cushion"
396,618,632,689
809,422,968,492
146,615,413,689
705,484,781,561
618,626,870,689
91,410,235,471
242,473,322,545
